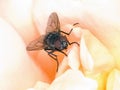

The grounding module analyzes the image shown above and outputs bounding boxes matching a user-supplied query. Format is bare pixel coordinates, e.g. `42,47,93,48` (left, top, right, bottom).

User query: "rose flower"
0,0,120,90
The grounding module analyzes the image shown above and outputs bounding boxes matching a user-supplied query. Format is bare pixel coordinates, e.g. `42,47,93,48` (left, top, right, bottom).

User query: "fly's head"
55,35,68,50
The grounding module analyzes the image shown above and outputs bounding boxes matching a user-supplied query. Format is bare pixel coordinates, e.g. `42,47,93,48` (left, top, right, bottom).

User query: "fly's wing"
26,35,45,51
46,12,60,33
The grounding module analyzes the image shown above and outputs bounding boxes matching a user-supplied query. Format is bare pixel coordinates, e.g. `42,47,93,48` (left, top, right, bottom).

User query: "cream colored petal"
47,70,98,90
107,69,120,90
68,45,80,70
34,81,49,90
27,88,35,90
0,18,46,90
56,57,69,77
82,30,115,73
27,81,49,90
80,36,94,71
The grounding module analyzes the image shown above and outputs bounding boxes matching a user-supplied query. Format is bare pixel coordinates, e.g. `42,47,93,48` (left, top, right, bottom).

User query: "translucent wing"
46,12,60,33
26,36,45,51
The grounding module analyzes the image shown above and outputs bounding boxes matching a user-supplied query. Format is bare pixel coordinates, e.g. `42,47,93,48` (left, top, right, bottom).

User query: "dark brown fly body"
26,12,79,71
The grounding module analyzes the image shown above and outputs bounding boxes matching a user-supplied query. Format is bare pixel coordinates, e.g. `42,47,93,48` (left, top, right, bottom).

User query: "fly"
26,12,79,72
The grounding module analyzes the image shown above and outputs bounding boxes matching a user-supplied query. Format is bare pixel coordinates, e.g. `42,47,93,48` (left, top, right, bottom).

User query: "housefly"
26,12,79,71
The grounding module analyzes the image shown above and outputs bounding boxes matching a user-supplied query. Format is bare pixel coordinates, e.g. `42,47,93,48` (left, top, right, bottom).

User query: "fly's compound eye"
61,41,68,49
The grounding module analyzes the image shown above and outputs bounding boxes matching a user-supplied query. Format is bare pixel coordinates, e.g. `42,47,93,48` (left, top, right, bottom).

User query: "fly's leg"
60,23,79,46
60,23,79,35
60,29,73,35
68,41,79,46
45,49,59,72
73,23,79,26
45,49,57,60
55,48,67,56
67,39,79,46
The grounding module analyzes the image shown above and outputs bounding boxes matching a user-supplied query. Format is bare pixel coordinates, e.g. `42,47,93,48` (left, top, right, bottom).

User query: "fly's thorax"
44,31,60,47
43,31,68,50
